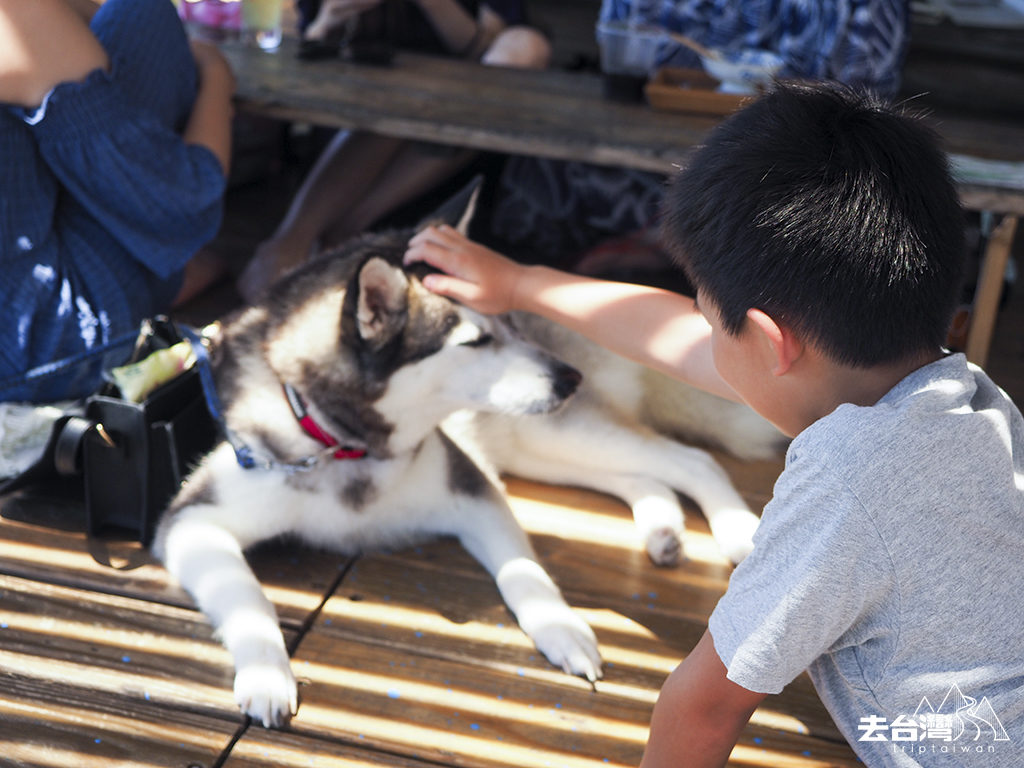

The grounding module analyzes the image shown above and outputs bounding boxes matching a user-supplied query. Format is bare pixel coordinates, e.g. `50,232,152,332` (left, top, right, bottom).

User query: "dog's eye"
460,333,494,348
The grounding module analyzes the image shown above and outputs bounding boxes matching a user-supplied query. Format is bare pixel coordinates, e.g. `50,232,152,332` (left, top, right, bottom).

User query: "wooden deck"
6,277,1024,767
2,452,878,768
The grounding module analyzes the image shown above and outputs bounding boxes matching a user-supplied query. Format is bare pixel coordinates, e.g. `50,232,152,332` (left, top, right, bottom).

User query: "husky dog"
154,194,602,728
156,181,783,728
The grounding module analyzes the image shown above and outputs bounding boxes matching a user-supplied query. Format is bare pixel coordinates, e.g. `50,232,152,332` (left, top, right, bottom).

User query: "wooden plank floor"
2,453,875,768
7,285,1024,768
3,278,1023,767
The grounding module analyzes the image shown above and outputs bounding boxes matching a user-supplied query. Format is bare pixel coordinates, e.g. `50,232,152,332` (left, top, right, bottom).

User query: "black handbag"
0,317,220,545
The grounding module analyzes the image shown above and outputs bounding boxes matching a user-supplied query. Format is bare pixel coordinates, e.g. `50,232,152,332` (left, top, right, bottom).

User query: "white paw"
708,507,760,565
234,659,298,728
522,605,603,682
645,525,684,567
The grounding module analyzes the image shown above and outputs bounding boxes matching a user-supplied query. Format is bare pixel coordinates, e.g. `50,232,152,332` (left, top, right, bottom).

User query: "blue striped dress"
1,0,226,402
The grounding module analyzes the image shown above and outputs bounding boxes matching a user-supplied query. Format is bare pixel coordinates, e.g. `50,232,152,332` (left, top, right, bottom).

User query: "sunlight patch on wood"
299,660,648,739
729,742,847,767
0,743,157,768
0,608,226,665
228,737,405,767
748,707,811,736
260,583,328,612
0,696,231,767
297,699,640,768
323,597,532,648
321,598,685,675
0,648,233,710
0,539,120,572
507,496,731,566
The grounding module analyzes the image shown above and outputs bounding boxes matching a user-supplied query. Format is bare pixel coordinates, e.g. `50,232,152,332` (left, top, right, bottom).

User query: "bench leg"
966,214,1019,367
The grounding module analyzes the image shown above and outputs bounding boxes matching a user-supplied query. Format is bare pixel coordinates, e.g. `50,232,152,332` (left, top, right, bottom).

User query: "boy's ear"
746,308,803,376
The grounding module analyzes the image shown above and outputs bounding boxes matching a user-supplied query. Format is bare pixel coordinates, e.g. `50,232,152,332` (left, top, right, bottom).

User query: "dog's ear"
415,175,482,236
356,257,409,350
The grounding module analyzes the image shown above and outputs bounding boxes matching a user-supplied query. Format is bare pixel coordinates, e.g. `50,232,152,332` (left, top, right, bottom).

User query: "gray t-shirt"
709,353,1024,767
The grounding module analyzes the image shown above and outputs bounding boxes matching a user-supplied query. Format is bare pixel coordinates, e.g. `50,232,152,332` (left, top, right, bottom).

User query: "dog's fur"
451,313,784,568
155,182,783,728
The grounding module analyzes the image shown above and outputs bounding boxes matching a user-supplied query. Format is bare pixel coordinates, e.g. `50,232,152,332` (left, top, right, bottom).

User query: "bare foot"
174,248,228,307
237,237,308,303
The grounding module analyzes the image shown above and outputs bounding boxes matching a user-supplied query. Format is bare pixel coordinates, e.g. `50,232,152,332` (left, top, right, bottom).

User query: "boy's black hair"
662,80,966,367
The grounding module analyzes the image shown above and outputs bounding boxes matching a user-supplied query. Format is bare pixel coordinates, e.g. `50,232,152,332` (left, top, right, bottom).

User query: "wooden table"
222,39,1024,215
222,39,730,175
222,37,1022,364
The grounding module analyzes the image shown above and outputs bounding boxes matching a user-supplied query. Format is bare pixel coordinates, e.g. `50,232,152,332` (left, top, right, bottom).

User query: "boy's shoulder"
790,353,1022,481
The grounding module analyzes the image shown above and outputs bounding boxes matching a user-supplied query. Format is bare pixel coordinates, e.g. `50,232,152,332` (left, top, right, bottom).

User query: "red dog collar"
283,384,367,460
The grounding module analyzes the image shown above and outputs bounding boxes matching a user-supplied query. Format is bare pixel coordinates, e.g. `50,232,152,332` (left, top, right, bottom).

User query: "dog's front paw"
645,525,684,567
522,605,603,683
234,659,298,728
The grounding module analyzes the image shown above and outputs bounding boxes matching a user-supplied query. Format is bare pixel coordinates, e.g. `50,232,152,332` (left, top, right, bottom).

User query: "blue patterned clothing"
0,0,227,403
600,0,909,97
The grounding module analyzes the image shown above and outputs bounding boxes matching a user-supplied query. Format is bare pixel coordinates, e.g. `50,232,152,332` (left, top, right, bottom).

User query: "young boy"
405,81,1023,766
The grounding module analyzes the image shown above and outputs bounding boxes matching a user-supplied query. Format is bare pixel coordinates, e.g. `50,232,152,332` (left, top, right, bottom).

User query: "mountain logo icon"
913,684,1010,742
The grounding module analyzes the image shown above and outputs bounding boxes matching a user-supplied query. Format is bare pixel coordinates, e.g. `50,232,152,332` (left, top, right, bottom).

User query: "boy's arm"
641,630,765,768
405,225,739,401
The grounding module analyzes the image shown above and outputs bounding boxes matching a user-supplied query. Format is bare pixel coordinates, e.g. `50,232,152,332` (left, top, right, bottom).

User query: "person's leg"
63,0,100,23
480,25,552,69
239,130,406,301
174,248,229,307
0,0,108,108
241,24,552,301
319,141,476,246
320,26,552,243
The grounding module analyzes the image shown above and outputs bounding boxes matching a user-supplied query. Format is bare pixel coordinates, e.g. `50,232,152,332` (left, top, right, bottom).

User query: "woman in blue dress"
0,0,234,403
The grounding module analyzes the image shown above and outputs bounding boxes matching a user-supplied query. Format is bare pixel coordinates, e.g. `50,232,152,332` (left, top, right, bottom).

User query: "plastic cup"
595,21,665,102
242,0,283,51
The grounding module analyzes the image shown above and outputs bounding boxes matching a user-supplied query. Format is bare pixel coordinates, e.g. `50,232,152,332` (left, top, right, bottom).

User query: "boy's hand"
404,225,524,315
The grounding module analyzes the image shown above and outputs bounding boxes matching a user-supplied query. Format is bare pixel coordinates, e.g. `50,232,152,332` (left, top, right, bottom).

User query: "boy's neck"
793,349,944,434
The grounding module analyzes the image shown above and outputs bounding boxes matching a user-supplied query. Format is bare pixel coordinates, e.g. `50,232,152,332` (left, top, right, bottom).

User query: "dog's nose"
552,364,582,400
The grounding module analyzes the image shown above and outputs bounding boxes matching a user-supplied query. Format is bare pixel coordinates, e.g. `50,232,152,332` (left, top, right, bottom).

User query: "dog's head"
256,178,581,454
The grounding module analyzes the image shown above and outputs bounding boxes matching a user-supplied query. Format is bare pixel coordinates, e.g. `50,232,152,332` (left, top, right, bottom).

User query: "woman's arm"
182,41,235,175
413,0,504,57
0,0,107,107
405,225,738,401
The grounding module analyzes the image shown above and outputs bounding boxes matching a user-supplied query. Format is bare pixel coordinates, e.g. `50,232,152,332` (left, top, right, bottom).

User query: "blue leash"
182,325,336,473
181,325,258,469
